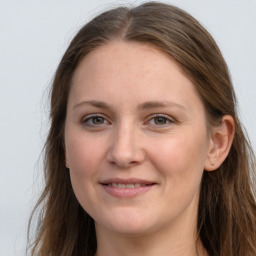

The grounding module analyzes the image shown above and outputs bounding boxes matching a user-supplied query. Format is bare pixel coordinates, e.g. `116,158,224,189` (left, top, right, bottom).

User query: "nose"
106,123,145,168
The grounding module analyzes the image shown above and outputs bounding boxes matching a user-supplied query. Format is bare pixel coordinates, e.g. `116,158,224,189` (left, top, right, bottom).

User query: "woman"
28,2,256,255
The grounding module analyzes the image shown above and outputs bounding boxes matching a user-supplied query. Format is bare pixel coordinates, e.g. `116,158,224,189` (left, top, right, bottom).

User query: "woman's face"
65,41,212,236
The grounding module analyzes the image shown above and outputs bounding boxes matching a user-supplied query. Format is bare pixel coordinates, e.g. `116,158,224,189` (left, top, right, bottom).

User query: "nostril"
106,137,146,168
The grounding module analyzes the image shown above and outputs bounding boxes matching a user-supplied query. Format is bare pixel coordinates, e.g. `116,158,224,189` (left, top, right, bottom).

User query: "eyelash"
81,113,175,128
82,114,110,126
146,114,174,127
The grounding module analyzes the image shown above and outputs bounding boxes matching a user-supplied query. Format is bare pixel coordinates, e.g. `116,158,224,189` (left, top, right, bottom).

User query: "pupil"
155,117,166,124
93,117,103,124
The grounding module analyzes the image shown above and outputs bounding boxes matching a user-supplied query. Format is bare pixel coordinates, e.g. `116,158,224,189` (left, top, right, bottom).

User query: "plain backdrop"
0,0,255,255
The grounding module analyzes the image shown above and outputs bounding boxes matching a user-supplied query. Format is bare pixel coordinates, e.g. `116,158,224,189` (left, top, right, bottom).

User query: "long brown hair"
28,2,256,255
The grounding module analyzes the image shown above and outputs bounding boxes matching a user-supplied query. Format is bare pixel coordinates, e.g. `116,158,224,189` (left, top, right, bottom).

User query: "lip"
99,178,157,198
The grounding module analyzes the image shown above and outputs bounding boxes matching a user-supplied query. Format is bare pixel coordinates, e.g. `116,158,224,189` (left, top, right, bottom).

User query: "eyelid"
82,113,111,126
81,113,175,127
146,113,175,126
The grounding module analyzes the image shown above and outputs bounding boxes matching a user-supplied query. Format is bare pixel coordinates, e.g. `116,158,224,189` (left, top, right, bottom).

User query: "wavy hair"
28,2,256,255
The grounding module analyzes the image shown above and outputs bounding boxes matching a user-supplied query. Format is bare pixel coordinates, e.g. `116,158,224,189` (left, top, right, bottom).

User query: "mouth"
99,178,157,198
102,183,155,188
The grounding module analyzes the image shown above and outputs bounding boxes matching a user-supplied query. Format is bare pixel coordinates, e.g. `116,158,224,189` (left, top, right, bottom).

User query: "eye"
152,116,168,125
82,114,109,126
147,114,174,126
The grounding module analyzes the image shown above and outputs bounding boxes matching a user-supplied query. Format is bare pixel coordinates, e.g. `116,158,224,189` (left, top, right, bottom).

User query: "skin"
64,41,234,256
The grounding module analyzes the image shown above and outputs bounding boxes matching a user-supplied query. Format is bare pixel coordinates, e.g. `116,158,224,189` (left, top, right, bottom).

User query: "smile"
100,178,156,198
106,183,151,188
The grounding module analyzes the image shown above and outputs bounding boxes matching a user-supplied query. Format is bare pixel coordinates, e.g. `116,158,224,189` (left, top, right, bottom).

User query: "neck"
95,214,208,256
94,191,208,256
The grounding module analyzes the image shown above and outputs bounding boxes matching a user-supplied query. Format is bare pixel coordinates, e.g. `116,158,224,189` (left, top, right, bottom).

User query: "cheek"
148,128,208,188
65,131,105,203
65,131,104,176
65,137,107,219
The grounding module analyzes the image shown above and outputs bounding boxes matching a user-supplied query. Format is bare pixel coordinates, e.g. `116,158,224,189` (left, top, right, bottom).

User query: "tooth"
126,184,135,188
109,183,147,188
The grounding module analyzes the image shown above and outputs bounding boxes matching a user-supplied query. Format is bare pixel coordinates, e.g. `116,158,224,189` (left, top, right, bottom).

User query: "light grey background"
0,0,255,255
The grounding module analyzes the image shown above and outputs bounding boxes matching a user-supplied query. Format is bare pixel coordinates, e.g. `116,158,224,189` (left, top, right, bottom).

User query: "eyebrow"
138,101,187,111
73,100,112,110
73,100,187,111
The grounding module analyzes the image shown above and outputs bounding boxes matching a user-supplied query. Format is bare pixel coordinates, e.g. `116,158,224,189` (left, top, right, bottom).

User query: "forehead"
69,41,203,112
73,41,187,83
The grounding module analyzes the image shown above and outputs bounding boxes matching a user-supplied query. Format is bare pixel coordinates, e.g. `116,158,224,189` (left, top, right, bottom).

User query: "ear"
63,141,69,168
204,115,235,171
65,156,70,169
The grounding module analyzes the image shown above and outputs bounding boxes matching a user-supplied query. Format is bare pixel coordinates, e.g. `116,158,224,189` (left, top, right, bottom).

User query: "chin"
94,209,160,236
100,222,155,237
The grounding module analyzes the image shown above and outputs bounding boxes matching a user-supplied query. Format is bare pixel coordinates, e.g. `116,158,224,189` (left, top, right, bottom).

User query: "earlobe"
63,143,69,168
65,159,69,169
204,115,235,171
